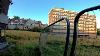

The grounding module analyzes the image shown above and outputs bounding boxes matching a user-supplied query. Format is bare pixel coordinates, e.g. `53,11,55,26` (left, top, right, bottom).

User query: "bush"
30,27,41,32
14,27,19,30
97,29,100,35
27,27,50,32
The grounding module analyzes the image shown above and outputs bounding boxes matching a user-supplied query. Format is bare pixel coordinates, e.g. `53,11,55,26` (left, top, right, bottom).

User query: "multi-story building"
49,8,96,38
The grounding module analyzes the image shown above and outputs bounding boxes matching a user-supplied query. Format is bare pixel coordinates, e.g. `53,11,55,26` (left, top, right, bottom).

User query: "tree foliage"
97,28,100,35
30,27,50,32
13,16,20,20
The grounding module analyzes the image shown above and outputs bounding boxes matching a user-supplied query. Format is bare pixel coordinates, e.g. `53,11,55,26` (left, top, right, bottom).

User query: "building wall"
0,0,11,15
0,13,8,24
8,23,24,29
24,19,35,29
48,8,96,38
0,0,11,30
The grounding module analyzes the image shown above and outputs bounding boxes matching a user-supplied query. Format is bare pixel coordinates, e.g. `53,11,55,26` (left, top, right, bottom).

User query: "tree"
43,28,50,32
13,16,20,20
31,27,40,32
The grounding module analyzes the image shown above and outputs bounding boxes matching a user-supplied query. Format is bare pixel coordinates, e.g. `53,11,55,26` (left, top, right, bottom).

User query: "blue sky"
8,0,100,28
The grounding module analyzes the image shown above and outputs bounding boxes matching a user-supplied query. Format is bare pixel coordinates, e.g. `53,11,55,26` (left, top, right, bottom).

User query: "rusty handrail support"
63,19,70,56
41,18,70,56
70,5,100,56
44,18,64,30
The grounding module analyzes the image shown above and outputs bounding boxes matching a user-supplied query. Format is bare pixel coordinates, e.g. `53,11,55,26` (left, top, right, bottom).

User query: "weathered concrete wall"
0,13,8,24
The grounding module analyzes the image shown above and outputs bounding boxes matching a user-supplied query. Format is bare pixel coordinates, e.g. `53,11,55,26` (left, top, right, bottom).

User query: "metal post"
70,5,100,56
41,18,70,56
63,19,70,56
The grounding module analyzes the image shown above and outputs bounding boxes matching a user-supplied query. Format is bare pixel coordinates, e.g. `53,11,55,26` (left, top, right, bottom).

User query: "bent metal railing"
70,5,100,56
40,18,70,56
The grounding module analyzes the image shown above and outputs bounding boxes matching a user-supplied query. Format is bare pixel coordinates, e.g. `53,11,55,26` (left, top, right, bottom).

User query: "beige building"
48,8,96,38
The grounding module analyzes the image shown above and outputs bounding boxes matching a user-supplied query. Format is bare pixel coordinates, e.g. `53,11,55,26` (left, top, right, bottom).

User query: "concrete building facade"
49,8,96,38
0,0,12,28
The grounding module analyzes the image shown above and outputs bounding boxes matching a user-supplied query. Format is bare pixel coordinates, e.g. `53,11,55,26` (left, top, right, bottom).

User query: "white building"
24,19,35,29
8,18,47,30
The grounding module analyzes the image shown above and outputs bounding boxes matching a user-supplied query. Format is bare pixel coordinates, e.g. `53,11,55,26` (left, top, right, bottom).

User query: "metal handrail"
70,5,100,56
44,18,65,29
43,18,70,56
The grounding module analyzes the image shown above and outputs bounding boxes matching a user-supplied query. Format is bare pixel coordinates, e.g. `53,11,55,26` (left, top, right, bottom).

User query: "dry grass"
0,30,41,56
77,37,100,46
5,30,40,40
2,30,100,56
43,34,100,56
